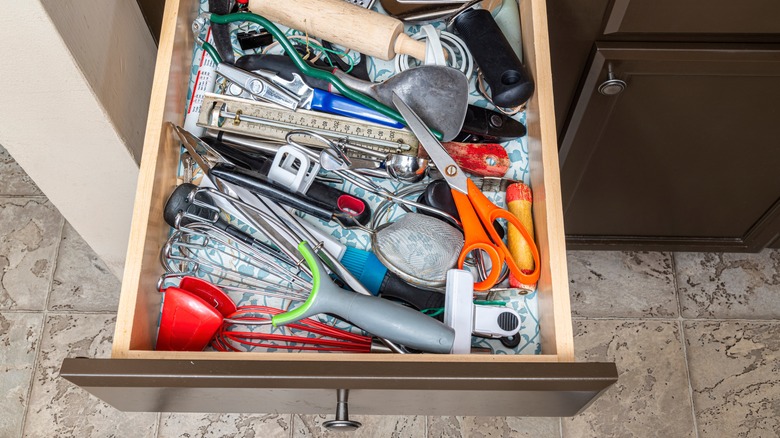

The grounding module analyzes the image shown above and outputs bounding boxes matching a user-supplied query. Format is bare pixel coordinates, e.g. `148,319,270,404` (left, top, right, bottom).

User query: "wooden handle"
248,0,427,61
419,142,510,178
506,182,536,288
394,33,427,62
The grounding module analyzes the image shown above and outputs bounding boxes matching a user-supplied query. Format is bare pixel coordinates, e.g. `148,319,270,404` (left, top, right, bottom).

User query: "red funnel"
179,276,238,317
156,287,223,351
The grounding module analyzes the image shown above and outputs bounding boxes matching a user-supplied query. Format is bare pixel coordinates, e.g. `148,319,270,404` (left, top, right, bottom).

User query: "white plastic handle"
422,25,447,66
444,269,475,354
267,145,320,193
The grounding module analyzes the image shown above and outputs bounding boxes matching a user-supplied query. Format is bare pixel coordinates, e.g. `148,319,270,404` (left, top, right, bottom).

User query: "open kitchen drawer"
61,0,617,417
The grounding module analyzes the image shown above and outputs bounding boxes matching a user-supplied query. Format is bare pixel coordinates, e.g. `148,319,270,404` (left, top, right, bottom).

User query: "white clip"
444,269,475,354
473,305,520,338
267,145,320,194
444,269,521,354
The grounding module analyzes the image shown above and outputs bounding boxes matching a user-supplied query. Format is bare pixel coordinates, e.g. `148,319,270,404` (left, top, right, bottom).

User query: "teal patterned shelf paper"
170,0,540,355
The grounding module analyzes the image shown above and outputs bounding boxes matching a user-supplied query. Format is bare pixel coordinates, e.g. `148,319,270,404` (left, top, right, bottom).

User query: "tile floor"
2,143,779,437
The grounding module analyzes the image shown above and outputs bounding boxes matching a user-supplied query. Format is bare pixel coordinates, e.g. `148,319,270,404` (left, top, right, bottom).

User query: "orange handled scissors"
393,93,541,291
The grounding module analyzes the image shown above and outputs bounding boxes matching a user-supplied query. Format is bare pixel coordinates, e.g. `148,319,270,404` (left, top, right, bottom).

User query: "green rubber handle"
271,242,320,327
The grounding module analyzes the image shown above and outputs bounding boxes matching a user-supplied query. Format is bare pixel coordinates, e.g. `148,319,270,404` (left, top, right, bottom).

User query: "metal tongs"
191,13,301,111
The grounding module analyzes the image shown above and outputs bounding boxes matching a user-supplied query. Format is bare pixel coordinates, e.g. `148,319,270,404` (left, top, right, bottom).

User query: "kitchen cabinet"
549,0,780,251
602,0,780,36
59,0,617,420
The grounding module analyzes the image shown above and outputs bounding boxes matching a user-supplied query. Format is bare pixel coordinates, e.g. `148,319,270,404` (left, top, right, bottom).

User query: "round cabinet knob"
323,389,362,432
598,72,626,96
323,419,362,431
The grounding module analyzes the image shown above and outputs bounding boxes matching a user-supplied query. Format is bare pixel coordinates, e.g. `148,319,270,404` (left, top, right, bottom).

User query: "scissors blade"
392,93,469,195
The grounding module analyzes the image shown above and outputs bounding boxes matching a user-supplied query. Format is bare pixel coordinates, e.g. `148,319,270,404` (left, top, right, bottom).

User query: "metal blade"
173,125,220,173
391,93,468,194
215,63,300,111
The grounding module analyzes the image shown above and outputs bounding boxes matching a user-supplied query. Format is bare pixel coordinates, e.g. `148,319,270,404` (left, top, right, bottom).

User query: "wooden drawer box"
60,0,617,417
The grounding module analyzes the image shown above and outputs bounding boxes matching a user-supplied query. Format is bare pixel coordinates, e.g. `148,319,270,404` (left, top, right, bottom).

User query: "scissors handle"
465,179,541,286
488,209,541,285
451,189,504,291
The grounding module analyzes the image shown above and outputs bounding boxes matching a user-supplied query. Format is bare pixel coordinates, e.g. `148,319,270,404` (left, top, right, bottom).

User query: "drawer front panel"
62,358,617,416
604,0,780,36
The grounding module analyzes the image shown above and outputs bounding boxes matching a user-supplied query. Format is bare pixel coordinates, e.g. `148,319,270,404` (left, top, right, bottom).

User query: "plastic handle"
310,89,405,129
465,179,541,286
209,164,334,221
453,8,534,108
378,272,446,313
451,187,504,291
268,144,319,194
277,243,455,353
460,105,527,142
323,283,454,353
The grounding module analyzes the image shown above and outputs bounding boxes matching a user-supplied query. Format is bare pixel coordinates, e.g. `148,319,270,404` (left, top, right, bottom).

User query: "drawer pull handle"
598,71,627,96
323,389,362,431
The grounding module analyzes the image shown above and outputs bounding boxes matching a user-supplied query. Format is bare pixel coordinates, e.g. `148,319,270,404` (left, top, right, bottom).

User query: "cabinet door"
560,43,780,251
603,0,780,36
545,0,612,134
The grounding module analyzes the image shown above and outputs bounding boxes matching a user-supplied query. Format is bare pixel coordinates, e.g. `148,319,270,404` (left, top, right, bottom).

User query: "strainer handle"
317,284,456,353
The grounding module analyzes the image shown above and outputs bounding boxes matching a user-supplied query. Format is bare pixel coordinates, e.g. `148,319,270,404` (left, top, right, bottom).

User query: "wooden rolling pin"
506,182,537,288
248,0,428,61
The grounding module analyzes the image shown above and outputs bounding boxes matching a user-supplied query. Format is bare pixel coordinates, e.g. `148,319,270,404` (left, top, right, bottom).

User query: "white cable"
394,26,474,78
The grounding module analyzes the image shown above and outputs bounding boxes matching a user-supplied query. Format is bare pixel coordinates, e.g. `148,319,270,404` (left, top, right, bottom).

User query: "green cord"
206,12,444,140
201,41,223,65
474,300,507,306
283,30,355,73
421,308,444,317
314,43,356,74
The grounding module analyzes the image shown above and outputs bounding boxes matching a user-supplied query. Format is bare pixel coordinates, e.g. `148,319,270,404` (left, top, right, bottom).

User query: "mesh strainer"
372,213,464,290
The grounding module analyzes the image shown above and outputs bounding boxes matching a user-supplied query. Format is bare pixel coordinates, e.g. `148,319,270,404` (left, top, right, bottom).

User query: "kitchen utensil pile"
157,0,541,355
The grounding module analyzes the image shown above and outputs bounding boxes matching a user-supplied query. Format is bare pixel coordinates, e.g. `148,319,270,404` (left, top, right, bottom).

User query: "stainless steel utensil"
332,66,469,142
204,130,428,183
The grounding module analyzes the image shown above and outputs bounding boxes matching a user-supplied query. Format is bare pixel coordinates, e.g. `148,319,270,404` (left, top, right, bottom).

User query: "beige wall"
0,1,157,278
